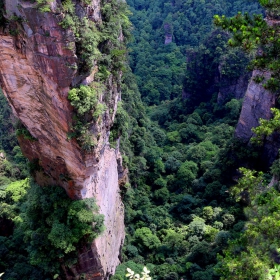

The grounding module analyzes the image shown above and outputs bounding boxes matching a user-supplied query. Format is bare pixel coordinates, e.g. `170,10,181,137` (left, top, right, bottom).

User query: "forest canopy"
2,0,280,279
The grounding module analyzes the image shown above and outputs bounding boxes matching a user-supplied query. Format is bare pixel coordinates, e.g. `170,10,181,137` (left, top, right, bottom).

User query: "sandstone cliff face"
234,16,280,148
235,71,275,142
0,0,125,279
233,16,280,168
234,70,280,168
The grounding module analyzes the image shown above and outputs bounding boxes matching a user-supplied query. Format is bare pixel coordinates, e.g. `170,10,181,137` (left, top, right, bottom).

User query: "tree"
176,160,198,188
134,227,161,251
214,2,280,92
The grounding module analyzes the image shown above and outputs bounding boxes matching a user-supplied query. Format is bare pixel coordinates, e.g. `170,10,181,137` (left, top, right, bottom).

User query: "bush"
68,85,98,116
18,183,104,274
134,227,161,251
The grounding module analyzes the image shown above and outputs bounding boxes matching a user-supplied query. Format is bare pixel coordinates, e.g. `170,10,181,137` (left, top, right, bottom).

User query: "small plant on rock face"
251,108,280,145
68,84,107,151
36,0,52,12
68,85,98,116
61,0,75,13
81,0,92,5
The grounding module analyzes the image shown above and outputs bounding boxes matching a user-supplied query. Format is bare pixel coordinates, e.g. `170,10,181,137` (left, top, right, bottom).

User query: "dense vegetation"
58,0,132,151
0,179,104,279
112,67,265,279
126,0,262,105
212,1,280,278
0,96,105,280
2,0,280,279
109,1,277,279
113,0,280,279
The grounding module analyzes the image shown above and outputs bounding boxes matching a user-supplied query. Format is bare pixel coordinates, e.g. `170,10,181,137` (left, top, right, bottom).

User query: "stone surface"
164,23,172,44
235,71,275,142
0,1,125,279
233,17,280,168
217,69,251,104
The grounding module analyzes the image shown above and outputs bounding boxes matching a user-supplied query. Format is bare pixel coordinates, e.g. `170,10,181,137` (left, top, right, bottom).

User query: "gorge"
1,0,280,280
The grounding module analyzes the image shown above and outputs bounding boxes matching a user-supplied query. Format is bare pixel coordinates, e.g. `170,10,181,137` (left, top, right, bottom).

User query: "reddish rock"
0,0,125,279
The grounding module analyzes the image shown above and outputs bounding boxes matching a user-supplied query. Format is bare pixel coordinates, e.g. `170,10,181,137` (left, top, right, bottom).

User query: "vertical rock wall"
217,70,251,104
234,17,280,151
235,71,275,142
0,0,125,278
234,71,280,167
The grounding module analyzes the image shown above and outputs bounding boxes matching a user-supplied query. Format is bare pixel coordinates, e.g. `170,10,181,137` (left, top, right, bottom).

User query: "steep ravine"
0,0,125,279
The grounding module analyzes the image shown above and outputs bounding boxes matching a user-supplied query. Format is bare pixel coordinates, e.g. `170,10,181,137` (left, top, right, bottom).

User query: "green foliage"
0,1,271,280
177,161,198,188
127,0,262,105
214,4,280,92
183,31,229,105
230,167,265,201
134,227,161,251
68,85,98,116
58,0,132,151
225,99,242,119
118,57,260,278
110,102,129,141
35,0,52,12
61,0,75,13
67,85,106,151
117,49,271,279
251,108,280,144
217,184,280,280
4,179,29,203
0,180,104,278
259,0,280,17
16,126,37,141
0,91,17,152
0,92,29,183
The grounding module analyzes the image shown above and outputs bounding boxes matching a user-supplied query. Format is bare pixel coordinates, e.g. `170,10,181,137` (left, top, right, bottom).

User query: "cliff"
217,66,251,105
234,17,280,167
0,0,126,278
235,71,275,142
182,31,251,108
234,70,280,167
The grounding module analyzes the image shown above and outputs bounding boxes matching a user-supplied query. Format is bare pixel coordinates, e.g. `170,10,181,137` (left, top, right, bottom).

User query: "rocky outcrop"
233,15,280,167
234,70,280,168
217,69,251,104
0,0,125,279
217,49,252,105
235,71,275,142
164,23,172,44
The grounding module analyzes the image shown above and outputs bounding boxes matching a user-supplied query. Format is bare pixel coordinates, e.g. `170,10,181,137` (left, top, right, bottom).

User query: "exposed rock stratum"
235,70,275,142
0,0,126,279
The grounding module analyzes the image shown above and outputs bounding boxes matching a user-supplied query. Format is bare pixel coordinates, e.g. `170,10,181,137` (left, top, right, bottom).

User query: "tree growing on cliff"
213,1,280,278
214,2,280,92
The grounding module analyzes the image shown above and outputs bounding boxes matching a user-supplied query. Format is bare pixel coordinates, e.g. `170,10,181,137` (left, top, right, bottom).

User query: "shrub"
18,183,104,274
68,85,98,116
